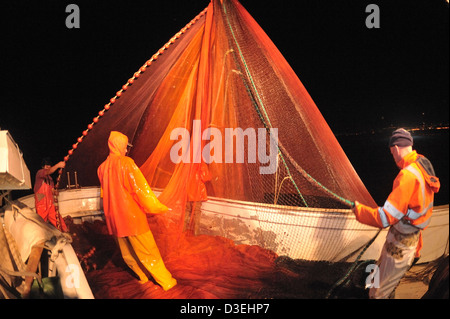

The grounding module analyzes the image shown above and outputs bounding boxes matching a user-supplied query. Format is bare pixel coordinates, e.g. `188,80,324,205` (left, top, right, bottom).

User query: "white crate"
0,130,32,190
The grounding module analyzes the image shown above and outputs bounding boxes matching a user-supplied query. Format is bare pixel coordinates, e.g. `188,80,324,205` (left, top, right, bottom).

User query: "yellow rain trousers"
116,230,177,291
98,131,177,291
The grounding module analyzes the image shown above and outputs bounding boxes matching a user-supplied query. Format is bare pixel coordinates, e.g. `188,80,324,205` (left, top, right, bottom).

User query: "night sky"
1,0,448,201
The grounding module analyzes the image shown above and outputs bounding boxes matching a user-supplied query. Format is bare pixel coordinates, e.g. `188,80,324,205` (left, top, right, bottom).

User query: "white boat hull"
18,187,448,264
2,203,94,299
0,130,31,190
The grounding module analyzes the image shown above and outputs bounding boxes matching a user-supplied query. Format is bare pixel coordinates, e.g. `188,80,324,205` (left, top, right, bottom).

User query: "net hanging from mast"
60,0,374,208
58,0,378,298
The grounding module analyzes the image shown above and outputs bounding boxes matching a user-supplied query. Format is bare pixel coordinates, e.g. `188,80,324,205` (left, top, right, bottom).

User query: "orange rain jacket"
97,131,168,238
34,169,68,232
354,150,440,256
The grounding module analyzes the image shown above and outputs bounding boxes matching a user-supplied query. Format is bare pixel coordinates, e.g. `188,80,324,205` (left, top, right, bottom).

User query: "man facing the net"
97,131,177,291
352,128,440,298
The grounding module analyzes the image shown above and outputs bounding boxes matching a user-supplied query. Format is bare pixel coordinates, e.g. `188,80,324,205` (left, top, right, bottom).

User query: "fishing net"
57,0,378,298
65,216,370,299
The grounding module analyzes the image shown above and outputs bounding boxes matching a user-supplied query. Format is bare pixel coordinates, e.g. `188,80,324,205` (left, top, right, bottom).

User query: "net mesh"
66,216,371,299
58,0,377,298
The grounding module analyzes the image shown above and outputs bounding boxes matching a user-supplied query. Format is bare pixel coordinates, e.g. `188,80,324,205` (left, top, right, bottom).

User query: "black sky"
1,0,448,188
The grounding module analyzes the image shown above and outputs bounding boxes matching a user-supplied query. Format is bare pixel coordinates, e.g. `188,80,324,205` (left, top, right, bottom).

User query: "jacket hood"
424,173,440,194
108,131,128,156
400,151,440,193
416,156,441,194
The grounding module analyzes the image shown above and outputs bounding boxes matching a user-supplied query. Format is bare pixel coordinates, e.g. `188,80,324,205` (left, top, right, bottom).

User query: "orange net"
60,0,376,298
61,0,374,209
66,216,369,299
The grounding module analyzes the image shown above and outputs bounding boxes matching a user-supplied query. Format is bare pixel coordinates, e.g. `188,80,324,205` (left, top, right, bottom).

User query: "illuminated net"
59,0,377,298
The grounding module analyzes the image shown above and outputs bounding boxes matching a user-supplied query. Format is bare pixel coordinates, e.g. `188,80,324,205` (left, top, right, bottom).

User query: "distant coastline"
334,125,449,137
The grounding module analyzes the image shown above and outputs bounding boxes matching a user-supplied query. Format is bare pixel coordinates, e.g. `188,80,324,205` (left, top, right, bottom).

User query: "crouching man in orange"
352,128,440,298
97,131,177,291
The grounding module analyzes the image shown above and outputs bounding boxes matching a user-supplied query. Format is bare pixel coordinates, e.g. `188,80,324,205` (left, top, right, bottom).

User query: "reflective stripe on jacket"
354,151,440,256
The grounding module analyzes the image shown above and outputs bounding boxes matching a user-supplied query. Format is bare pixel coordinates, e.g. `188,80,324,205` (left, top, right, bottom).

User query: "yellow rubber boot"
127,231,177,291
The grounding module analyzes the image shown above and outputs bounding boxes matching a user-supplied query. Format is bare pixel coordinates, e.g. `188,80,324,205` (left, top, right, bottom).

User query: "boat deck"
395,264,430,299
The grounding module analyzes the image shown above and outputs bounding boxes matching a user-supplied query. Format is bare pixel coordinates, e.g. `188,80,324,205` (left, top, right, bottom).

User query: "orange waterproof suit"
354,150,439,298
97,131,176,290
354,150,440,257
98,131,168,237
34,169,68,232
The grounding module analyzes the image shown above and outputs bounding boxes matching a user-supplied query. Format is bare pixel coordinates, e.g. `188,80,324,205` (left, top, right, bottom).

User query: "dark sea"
337,129,449,207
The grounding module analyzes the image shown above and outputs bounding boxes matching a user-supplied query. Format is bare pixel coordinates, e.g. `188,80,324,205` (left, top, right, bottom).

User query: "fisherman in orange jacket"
353,128,440,299
97,131,177,291
34,158,68,232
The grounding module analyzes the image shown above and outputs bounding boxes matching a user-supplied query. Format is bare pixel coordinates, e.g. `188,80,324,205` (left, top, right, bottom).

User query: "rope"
53,171,63,231
325,228,382,299
278,142,354,207
55,7,209,189
0,267,43,285
222,1,308,206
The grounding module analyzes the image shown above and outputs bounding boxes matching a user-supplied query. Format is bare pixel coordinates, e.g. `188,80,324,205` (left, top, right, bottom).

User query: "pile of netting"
65,216,369,299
